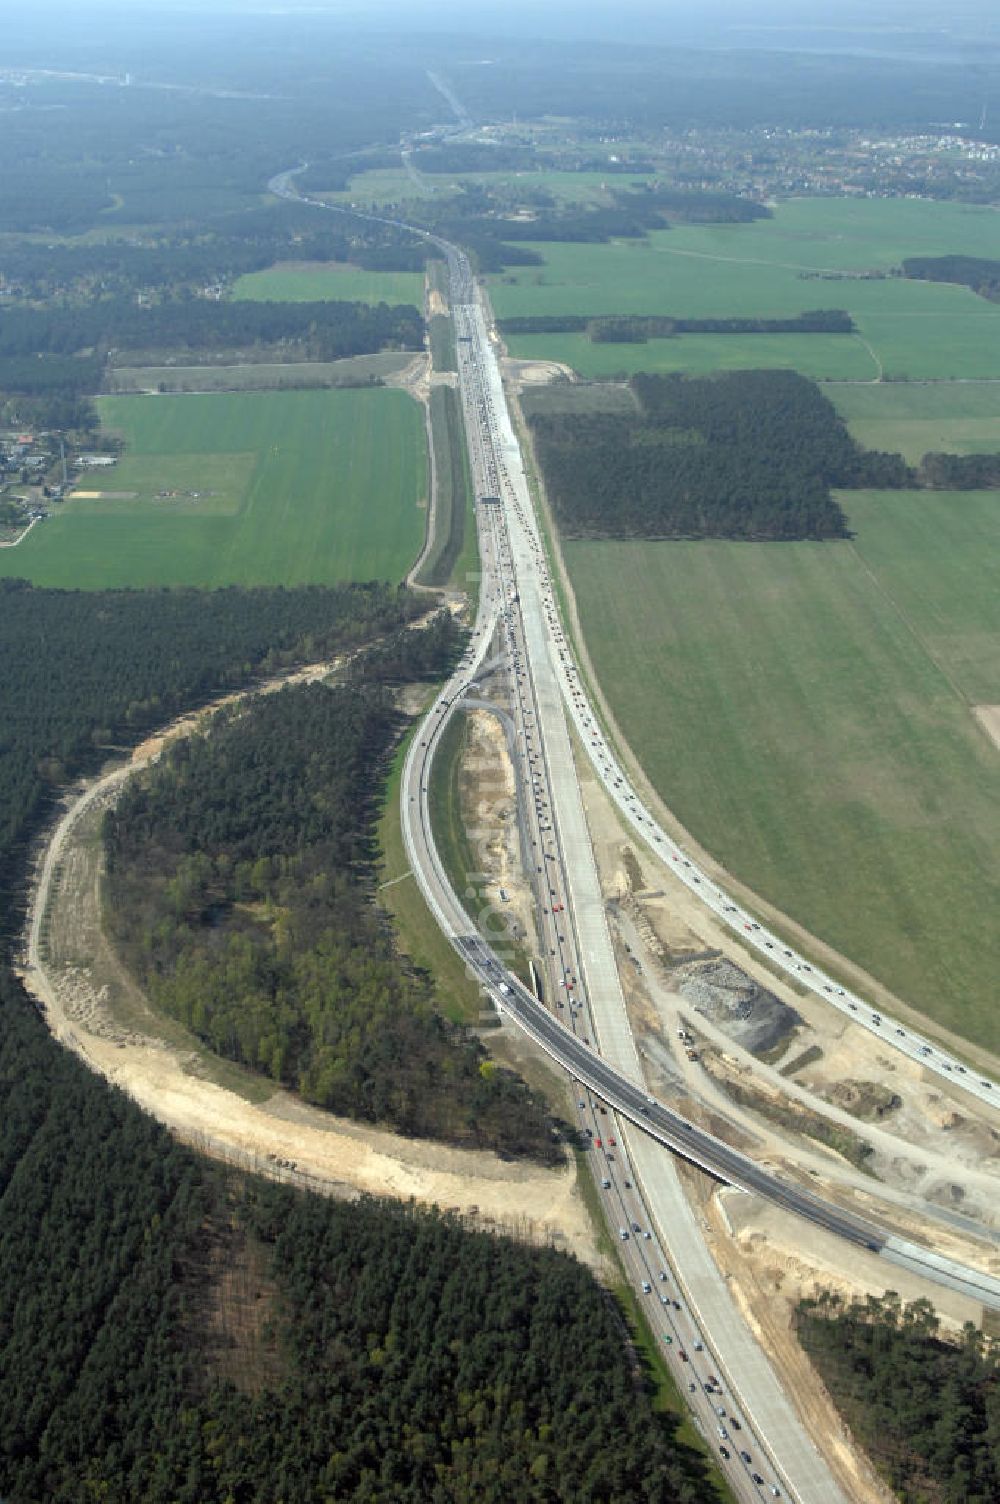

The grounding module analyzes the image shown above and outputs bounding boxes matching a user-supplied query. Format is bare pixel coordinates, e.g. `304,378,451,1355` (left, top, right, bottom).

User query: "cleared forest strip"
18,673,601,1270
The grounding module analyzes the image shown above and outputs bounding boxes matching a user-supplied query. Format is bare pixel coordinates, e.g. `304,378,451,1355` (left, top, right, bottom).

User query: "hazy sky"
4,0,997,58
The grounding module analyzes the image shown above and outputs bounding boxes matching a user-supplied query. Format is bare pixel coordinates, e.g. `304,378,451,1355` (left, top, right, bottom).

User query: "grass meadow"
830,383,1000,464
507,330,878,380
330,165,645,210
564,490,1000,1048
232,260,425,307
0,389,427,590
492,197,1000,380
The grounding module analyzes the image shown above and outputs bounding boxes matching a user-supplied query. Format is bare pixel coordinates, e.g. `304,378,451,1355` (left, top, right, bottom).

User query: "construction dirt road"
19,673,602,1273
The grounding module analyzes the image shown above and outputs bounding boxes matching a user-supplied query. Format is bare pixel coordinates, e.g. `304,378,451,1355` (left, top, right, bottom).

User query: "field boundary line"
853,334,883,381
846,539,973,714
653,243,884,276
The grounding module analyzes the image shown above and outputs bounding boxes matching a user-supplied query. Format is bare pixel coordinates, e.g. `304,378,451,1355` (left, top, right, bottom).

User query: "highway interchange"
405,272,1000,1292
273,167,1000,1502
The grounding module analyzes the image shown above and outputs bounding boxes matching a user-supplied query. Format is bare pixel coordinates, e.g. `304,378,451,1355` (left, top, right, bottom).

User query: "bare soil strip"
974,704,1000,750
18,668,601,1270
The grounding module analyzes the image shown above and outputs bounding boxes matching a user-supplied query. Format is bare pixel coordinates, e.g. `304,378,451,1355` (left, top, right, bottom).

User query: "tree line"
795,1288,998,1502
0,354,105,397
0,296,422,373
901,255,1000,301
530,370,912,542
0,202,429,305
412,181,769,275
917,451,1000,488
501,310,854,339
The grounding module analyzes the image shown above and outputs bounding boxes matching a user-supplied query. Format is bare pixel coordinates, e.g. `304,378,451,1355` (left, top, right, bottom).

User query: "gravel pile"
675,957,800,1054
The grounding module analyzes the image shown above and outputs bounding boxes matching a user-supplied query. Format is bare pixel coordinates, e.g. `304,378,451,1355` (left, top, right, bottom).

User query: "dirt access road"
18,669,601,1271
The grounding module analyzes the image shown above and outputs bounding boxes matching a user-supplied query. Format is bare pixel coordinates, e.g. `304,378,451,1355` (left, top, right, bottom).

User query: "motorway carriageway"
274,170,1000,1492
403,288,998,1501
478,345,998,1117
412,285,1000,1313
273,167,997,1117
401,396,813,1504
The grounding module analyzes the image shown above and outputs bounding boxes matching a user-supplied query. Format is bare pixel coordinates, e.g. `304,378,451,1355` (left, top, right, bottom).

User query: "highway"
272,165,1000,1499
471,319,999,1116
425,291,1000,1299
398,365,820,1504
403,298,859,1503
273,160,1000,1114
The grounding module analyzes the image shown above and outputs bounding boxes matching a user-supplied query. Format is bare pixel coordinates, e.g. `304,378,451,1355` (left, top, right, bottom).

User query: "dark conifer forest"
901,255,1000,301
501,310,853,339
530,370,911,541
796,1290,1000,1503
0,580,714,1502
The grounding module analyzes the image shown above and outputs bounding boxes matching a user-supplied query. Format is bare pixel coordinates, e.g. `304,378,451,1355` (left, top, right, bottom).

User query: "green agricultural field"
830,383,1000,464
0,389,427,590
320,166,433,206
328,163,651,212
232,260,425,307
520,383,638,419
564,492,1000,1049
848,489,1000,705
490,198,1000,380
506,331,878,380
447,168,646,206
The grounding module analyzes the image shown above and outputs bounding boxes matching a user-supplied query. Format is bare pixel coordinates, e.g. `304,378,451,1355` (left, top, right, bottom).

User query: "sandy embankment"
19,669,601,1270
